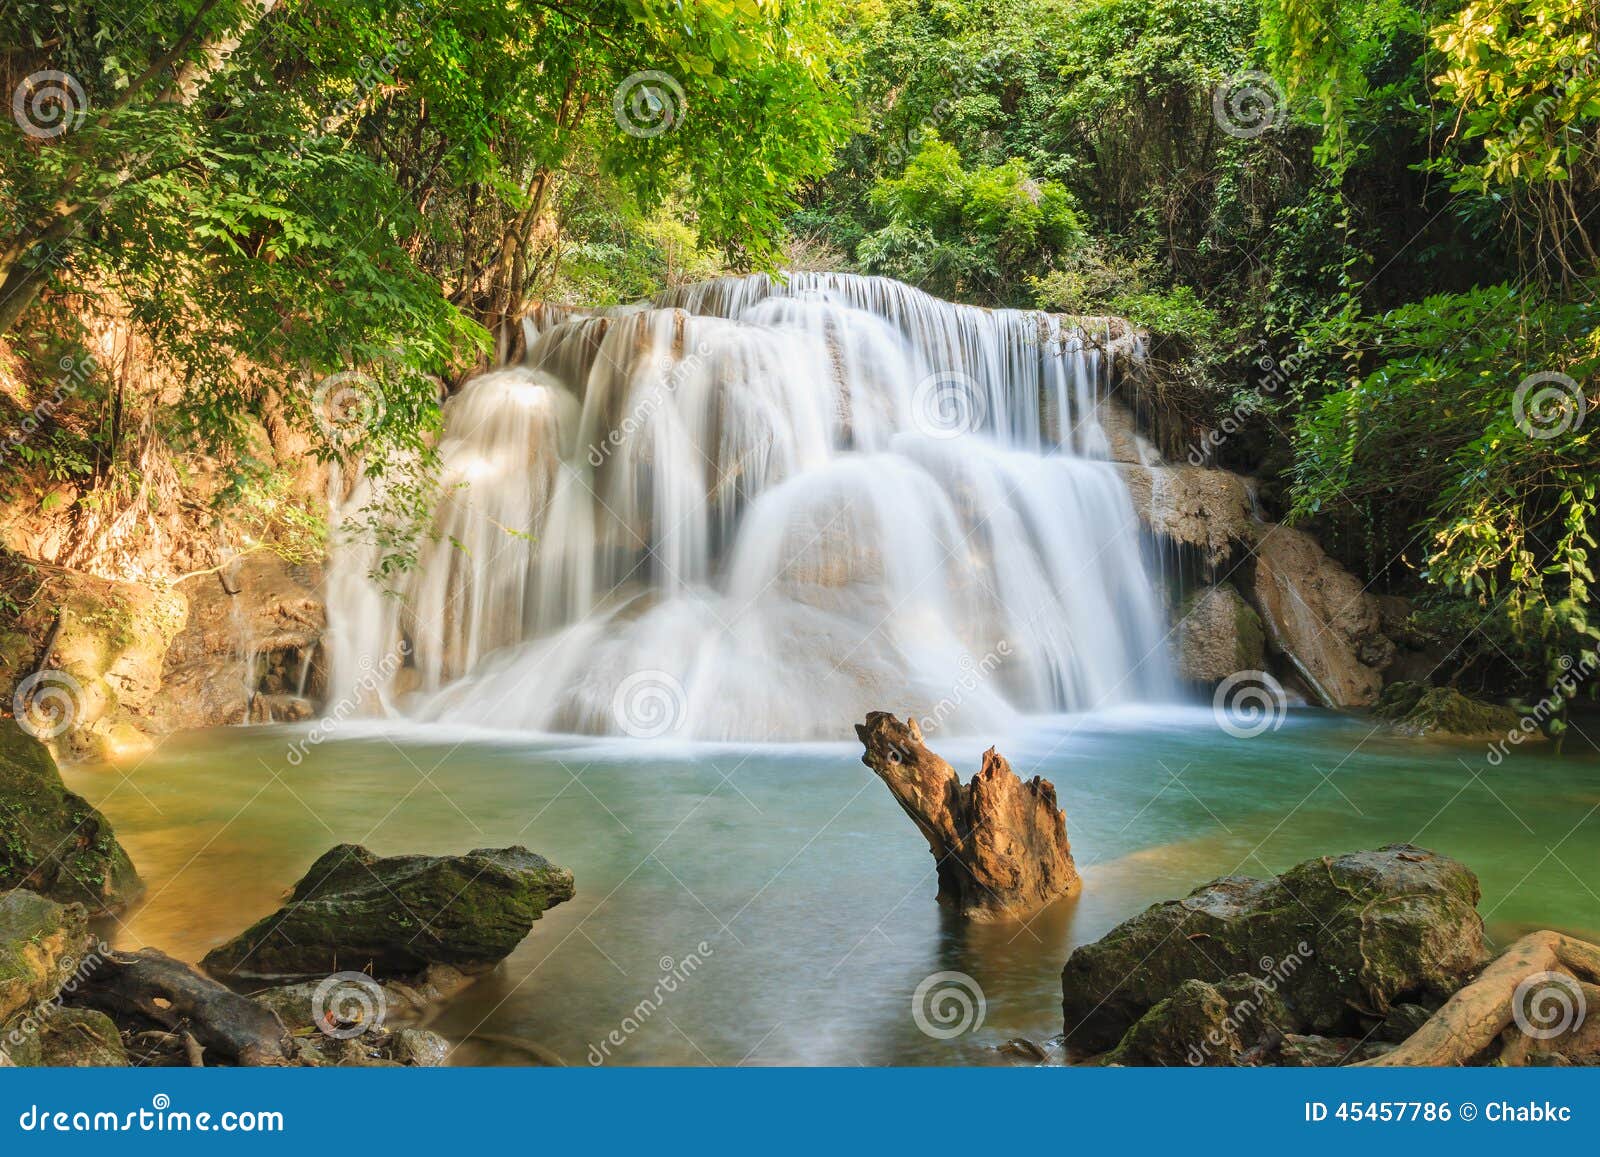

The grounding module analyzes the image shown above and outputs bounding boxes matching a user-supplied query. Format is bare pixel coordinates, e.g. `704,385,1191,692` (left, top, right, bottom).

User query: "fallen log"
1360,930,1600,1066
855,711,1080,921
72,948,293,1066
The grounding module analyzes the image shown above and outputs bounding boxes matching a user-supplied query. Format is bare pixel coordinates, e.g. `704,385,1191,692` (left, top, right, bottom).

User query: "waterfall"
326,272,1173,741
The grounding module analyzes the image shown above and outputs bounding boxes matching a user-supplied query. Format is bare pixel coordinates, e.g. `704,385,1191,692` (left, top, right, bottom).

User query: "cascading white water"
326,272,1173,740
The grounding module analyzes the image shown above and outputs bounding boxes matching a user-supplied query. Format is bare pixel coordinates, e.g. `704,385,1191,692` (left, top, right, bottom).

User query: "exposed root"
1361,931,1600,1066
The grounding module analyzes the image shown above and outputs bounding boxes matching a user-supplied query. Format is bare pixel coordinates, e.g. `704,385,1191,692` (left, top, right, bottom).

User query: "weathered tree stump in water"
855,712,1080,921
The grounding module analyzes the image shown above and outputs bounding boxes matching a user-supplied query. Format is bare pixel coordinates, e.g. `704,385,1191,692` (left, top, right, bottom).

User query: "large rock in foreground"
202,844,575,979
0,720,141,913
856,712,1080,922
1061,845,1485,1052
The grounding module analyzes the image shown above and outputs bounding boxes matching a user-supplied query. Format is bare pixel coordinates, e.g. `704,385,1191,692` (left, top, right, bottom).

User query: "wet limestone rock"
856,712,1080,922
0,890,92,1029
1174,583,1266,684
1113,464,1258,570
153,552,326,731
1060,844,1486,1052
1248,525,1389,707
1374,682,1524,739
0,562,187,760
0,720,141,913
202,843,576,979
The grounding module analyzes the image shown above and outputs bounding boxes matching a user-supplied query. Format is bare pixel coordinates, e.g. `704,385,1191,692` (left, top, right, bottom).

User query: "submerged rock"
0,720,141,913
1374,681,1524,739
202,843,575,979
1061,844,1486,1053
856,712,1080,921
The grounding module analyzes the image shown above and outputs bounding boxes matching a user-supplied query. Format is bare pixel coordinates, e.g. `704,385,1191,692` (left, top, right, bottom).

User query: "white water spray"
326,273,1172,740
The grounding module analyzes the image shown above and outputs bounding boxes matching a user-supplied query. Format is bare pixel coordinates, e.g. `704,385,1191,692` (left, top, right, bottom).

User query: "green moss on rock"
202,843,576,980
1061,844,1486,1053
1375,681,1523,738
0,721,141,913
0,890,90,1031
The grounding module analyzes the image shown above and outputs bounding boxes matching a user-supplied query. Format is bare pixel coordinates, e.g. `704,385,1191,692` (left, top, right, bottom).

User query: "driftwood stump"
856,712,1080,921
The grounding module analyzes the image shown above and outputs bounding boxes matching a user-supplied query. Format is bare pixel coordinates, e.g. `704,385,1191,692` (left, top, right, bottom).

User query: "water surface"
65,708,1600,1065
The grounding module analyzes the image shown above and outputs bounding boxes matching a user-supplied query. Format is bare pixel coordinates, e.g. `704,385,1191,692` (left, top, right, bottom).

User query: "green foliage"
1290,285,1599,633
858,135,1082,302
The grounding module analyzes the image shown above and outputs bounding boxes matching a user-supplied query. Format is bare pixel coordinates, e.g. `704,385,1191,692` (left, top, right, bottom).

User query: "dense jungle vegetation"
1,0,1597,701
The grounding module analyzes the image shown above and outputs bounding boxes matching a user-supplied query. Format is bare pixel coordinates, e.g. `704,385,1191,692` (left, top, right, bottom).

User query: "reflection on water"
65,707,1600,1065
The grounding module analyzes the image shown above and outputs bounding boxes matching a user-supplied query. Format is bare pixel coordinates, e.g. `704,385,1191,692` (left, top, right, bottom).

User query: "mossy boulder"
37,1007,127,1067
0,890,92,1034
1061,844,1486,1052
1096,974,1293,1066
202,843,575,980
0,720,141,913
1374,681,1523,739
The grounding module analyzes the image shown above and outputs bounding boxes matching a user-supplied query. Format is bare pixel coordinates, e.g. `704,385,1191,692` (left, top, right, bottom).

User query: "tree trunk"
855,711,1081,921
